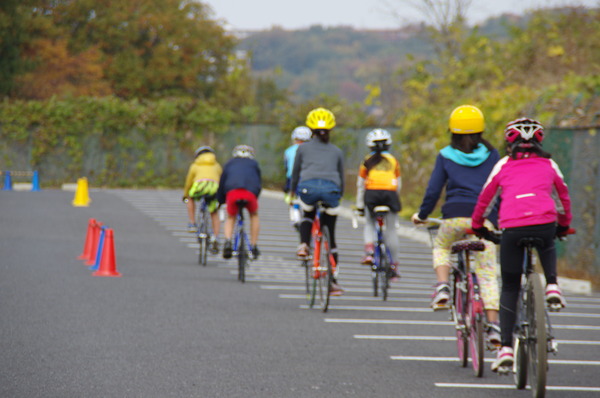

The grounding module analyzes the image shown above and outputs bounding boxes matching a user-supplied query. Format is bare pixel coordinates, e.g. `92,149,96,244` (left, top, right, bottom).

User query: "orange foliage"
16,38,112,99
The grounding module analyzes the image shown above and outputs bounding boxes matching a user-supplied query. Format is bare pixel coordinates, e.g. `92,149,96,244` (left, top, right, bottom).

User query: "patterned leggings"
433,217,499,310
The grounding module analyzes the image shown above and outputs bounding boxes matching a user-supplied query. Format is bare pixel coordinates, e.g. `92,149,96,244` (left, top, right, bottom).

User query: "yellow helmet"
306,107,336,130
449,105,485,134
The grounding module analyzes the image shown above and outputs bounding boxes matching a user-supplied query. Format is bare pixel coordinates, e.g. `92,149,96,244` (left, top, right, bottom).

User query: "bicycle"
194,195,215,266
363,206,396,301
232,199,254,283
491,228,575,398
303,202,338,313
425,218,493,377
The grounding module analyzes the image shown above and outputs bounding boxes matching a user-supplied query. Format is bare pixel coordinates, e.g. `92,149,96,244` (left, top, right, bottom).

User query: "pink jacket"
472,154,572,229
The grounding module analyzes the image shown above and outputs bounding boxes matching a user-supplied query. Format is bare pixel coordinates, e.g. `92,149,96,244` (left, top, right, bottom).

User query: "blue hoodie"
216,157,262,204
417,143,499,226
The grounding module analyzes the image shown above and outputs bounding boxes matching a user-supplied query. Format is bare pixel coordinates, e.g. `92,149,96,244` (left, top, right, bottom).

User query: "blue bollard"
89,226,107,271
2,171,12,191
31,170,40,191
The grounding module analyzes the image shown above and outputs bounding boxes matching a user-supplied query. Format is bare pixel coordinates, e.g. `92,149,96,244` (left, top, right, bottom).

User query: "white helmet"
232,145,255,159
291,126,312,141
366,129,392,147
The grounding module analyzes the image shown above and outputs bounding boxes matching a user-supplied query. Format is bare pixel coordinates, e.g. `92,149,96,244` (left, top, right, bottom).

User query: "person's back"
217,145,262,260
183,146,222,251
292,138,344,190
471,117,572,372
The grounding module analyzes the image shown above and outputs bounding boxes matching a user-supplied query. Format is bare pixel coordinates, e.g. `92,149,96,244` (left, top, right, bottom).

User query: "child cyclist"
283,126,312,204
216,145,262,260
411,104,501,346
290,107,345,296
355,128,402,281
183,146,222,254
471,118,572,372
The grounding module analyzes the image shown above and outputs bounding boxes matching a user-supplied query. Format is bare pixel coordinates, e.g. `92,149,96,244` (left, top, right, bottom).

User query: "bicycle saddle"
451,239,486,254
373,205,390,215
235,199,248,208
517,237,545,248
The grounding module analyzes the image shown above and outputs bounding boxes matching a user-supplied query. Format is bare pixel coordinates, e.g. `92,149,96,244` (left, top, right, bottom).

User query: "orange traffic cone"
92,228,121,277
85,221,102,265
78,218,97,260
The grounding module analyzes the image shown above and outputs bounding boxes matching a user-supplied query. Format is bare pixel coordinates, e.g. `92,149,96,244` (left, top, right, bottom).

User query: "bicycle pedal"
548,340,559,354
432,303,450,312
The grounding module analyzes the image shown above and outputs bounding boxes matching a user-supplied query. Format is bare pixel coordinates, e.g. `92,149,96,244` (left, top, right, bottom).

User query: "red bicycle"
303,202,338,312
426,219,495,377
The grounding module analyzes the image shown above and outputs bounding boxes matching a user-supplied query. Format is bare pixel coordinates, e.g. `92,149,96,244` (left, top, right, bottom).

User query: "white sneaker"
491,346,514,372
487,323,501,348
430,283,450,309
545,283,566,309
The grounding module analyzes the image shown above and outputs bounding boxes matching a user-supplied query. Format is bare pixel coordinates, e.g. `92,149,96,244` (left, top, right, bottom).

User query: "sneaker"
209,238,219,255
296,243,309,258
187,223,198,233
222,240,233,259
430,282,450,310
330,282,344,296
389,263,401,282
251,245,260,259
360,253,374,266
491,346,514,372
487,322,501,348
545,283,567,309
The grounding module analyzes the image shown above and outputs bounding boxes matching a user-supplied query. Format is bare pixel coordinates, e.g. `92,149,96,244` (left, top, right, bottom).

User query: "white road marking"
435,383,600,392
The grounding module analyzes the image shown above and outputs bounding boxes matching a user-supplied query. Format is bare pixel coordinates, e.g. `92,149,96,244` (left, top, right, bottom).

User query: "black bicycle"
370,206,395,301
491,229,575,398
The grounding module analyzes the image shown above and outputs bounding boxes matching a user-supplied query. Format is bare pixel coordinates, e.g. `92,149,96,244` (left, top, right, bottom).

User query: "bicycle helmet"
366,128,392,147
306,107,336,130
449,105,485,134
504,118,544,143
291,126,312,141
194,145,214,158
232,144,255,159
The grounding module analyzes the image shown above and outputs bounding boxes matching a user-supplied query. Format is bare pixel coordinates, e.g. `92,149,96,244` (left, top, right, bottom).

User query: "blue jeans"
296,179,341,209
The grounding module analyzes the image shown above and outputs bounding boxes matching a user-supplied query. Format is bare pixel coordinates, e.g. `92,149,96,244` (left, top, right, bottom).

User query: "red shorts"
225,189,258,216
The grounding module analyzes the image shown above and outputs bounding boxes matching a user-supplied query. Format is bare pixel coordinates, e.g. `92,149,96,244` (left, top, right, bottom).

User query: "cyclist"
284,126,312,204
183,145,222,253
355,128,402,281
216,145,262,260
411,104,501,345
290,107,344,296
471,118,572,372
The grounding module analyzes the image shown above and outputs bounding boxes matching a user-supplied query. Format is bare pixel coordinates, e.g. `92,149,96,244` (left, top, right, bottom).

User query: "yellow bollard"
72,177,92,207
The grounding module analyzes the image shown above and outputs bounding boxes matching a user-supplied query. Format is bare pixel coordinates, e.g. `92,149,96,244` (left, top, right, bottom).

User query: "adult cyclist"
290,107,345,296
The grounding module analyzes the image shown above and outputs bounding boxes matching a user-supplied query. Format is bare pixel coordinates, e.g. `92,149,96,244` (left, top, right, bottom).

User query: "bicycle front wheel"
452,273,468,368
469,313,485,377
514,334,528,389
527,273,548,398
238,233,247,283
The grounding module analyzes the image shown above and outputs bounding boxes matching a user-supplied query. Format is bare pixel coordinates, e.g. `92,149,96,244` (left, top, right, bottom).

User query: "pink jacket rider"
472,153,572,230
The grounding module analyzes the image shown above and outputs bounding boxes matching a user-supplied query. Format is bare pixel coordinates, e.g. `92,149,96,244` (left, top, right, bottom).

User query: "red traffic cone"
78,218,97,260
93,228,121,277
85,221,103,265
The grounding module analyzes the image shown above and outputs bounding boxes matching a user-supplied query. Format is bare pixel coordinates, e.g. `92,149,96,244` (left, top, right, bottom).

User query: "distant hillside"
237,15,516,102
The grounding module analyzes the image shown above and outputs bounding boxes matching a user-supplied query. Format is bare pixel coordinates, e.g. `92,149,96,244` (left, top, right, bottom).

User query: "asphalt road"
1,189,599,398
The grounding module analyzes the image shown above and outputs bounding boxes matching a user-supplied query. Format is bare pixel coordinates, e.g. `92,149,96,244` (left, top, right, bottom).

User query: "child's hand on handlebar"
472,226,501,244
411,213,427,225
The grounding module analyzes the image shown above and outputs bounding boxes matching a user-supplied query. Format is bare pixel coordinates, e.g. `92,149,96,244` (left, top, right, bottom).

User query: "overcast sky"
205,0,599,30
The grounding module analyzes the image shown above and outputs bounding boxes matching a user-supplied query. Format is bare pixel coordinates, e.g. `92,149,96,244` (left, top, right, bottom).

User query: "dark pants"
499,222,557,346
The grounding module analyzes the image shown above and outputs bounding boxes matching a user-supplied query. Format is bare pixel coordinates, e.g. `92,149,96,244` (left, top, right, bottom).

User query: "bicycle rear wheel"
198,235,208,266
452,273,468,368
320,225,334,313
197,206,209,266
514,334,528,389
469,313,485,377
238,233,247,283
379,246,390,301
527,273,547,398
468,277,485,377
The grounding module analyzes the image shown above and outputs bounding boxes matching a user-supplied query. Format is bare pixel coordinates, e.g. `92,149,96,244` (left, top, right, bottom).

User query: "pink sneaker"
491,346,514,372
545,283,566,309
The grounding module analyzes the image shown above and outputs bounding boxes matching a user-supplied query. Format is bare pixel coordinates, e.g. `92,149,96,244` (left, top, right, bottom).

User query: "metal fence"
545,126,600,276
